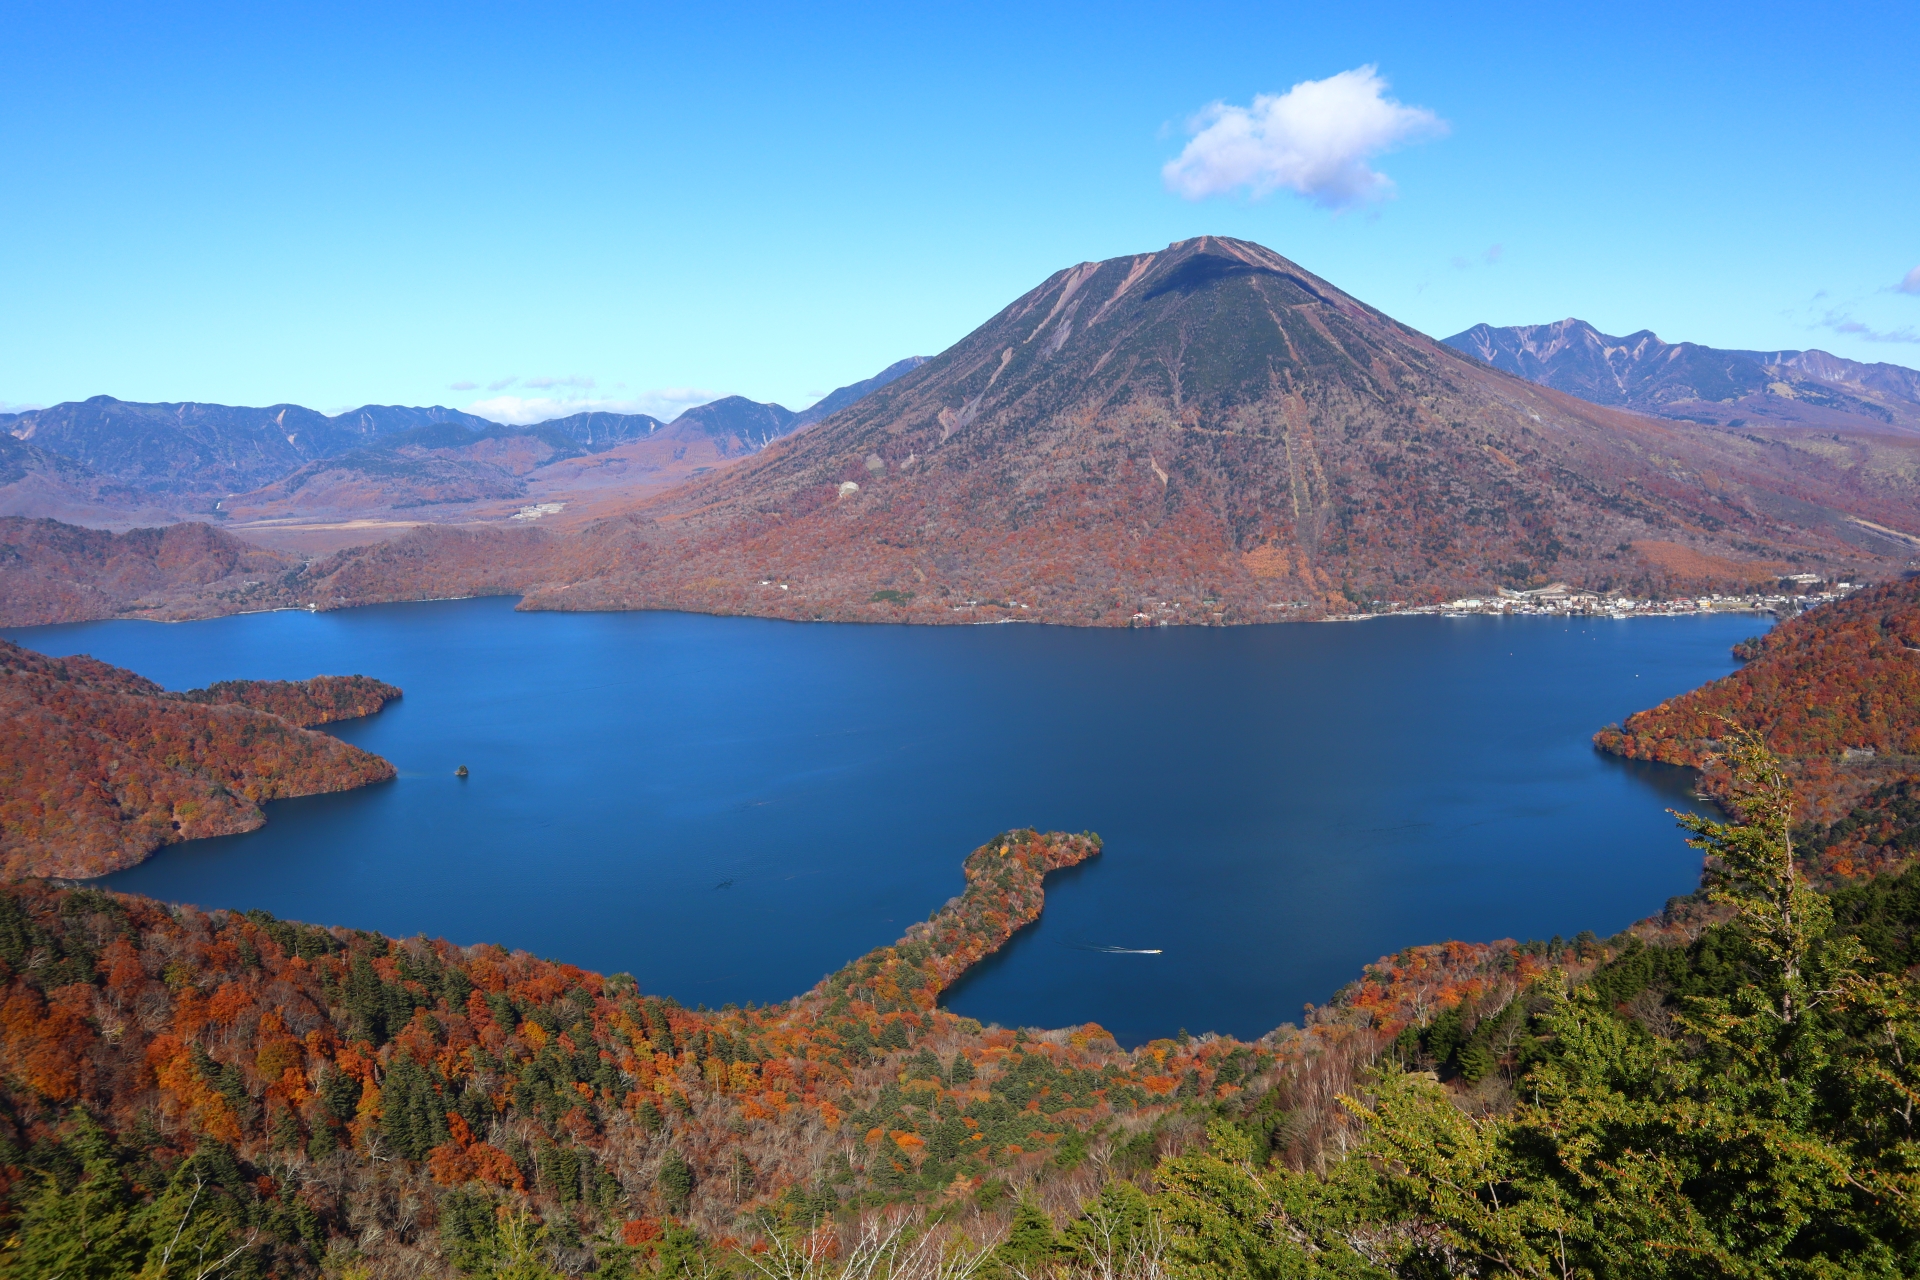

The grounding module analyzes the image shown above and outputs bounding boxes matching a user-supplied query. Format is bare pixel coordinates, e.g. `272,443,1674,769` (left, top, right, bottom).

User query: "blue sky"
2,0,1915,420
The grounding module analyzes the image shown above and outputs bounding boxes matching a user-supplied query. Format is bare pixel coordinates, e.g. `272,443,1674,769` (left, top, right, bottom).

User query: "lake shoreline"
12,598,1754,1044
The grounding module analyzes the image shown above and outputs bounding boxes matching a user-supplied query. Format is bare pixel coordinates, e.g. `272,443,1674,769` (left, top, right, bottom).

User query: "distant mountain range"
16,236,1920,628
0,360,926,531
0,400,503,498
1444,319,1920,434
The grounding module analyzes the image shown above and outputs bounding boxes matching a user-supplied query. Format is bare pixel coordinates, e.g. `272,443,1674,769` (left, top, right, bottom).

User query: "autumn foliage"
0,830,1292,1274
0,640,399,878
1595,577,1920,768
1595,577,1920,881
7,239,1914,633
175,674,401,726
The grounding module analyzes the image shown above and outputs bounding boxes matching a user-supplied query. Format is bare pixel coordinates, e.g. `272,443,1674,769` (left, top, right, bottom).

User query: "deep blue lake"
5,601,1756,1045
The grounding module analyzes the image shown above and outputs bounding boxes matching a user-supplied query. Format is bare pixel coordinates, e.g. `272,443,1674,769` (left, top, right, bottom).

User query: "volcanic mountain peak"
792,356,929,428
495,235,1918,624
712,235,1427,475
668,395,799,450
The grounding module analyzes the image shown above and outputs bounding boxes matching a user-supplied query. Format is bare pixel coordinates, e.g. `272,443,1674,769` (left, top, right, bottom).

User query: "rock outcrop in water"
0,640,399,878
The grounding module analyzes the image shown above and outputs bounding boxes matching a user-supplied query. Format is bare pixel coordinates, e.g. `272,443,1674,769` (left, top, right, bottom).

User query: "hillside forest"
0,640,399,879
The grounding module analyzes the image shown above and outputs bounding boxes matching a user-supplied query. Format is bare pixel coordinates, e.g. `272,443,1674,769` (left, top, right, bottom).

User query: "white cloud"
449,380,478,391
1900,265,1920,295
522,374,596,390
466,387,724,426
1162,66,1447,209
487,376,518,392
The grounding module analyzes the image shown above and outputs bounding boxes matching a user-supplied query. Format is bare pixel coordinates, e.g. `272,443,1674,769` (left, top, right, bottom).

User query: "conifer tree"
0,1115,142,1280
659,1149,694,1214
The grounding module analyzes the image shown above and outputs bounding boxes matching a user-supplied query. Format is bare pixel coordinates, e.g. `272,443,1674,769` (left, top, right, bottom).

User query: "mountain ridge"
1444,318,1920,433
0,360,922,532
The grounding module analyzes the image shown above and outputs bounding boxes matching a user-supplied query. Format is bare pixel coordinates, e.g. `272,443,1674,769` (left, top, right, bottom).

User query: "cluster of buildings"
1406,576,1861,620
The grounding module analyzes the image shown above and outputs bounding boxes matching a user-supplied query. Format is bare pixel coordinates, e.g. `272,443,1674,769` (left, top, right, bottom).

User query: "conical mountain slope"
374,238,1920,623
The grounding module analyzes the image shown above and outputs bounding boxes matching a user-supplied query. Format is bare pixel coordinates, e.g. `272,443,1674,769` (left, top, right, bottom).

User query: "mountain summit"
507,236,1915,621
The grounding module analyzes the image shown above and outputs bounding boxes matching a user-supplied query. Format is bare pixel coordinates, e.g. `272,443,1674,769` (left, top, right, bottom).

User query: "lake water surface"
6,601,1757,1044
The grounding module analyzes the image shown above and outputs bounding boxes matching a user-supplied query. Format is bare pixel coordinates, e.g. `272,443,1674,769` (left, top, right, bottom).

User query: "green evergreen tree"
0,1116,143,1280
130,1162,251,1280
995,1196,1062,1274
659,1149,694,1214
488,1205,564,1280
267,1104,302,1152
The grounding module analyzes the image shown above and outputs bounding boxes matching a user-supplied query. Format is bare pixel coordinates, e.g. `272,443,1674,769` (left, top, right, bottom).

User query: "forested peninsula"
0,640,399,879
4,582,1920,1277
1597,576,1920,880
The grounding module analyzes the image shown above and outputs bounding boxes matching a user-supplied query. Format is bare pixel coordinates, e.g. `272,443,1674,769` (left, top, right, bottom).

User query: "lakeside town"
1112,577,1868,627
1406,573,1861,619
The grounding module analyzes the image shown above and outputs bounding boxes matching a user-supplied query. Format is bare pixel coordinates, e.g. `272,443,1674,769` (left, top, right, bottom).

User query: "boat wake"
1080,944,1163,955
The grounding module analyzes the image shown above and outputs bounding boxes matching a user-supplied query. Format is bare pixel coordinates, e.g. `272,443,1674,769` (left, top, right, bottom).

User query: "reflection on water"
6,601,1754,1044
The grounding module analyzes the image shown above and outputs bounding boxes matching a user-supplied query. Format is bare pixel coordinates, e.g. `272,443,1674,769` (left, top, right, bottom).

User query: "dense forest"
1596,577,1920,773
1596,575,1920,879
0,640,399,879
6,585,1920,1276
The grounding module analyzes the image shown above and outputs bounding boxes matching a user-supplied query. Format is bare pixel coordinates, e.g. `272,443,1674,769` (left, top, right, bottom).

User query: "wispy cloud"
487,376,518,392
1786,288,1920,349
1818,311,1920,345
1900,265,1920,295
1162,66,1446,209
466,387,723,426
522,374,596,390
1451,244,1502,270
449,380,478,391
